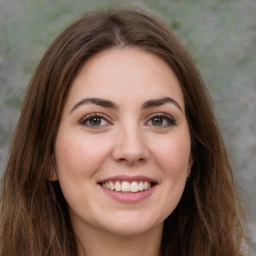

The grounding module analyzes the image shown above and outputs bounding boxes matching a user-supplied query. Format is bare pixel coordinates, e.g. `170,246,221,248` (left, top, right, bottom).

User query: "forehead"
65,48,184,110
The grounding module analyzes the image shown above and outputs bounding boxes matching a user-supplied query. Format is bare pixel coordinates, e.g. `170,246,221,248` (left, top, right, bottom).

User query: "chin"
98,211,164,237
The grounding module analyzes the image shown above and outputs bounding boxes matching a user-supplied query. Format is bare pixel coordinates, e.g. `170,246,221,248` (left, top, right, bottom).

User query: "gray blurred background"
0,0,255,244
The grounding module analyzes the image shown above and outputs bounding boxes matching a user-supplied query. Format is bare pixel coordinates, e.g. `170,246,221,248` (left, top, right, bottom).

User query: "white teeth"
143,181,148,190
122,181,130,192
115,181,121,191
101,180,152,193
130,181,139,192
109,181,115,191
138,181,144,191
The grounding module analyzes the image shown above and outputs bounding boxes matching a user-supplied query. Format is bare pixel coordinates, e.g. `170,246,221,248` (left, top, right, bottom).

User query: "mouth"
99,180,154,193
98,176,157,202
98,175,157,193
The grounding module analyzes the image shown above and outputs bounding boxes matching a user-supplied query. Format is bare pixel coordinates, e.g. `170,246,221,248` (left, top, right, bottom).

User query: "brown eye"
146,114,176,128
80,114,110,128
152,117,163,126
89,117,102,126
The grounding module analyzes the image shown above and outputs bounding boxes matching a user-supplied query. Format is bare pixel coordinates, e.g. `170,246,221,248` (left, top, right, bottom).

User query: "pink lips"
102,186,156,203
98,175,157,203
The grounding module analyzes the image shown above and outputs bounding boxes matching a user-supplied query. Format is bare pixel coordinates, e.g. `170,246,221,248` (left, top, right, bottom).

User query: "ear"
48,154,58,181
48,169,58,181
187,153,194,177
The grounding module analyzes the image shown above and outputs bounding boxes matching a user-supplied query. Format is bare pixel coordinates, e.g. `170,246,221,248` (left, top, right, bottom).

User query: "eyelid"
145,112,177,126
79,112,112,127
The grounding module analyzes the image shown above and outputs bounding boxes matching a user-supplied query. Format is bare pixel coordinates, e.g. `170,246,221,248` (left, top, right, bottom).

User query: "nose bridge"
112,121,149,164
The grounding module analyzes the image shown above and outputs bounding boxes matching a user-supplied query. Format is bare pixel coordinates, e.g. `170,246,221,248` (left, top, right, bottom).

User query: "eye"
80,114,110,128
146,113,176,127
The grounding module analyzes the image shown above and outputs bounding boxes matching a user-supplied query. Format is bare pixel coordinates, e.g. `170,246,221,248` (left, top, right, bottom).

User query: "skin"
54,48,193,256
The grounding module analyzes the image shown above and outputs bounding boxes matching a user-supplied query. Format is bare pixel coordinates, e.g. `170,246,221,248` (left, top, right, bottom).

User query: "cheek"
155,134,191,169
54,131,111,177
153,134,191,218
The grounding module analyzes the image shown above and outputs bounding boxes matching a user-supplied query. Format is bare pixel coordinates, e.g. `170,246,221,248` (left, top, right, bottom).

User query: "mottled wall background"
0,0,255,245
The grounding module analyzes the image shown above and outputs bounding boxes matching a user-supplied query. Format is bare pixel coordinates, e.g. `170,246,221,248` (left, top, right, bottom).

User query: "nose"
112,125,149,165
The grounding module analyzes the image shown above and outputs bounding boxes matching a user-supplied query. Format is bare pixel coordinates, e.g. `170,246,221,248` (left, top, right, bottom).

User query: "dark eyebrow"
70,97,118,113
142,97,183,113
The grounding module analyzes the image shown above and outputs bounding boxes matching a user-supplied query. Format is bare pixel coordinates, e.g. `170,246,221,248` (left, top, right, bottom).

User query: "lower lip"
100,185,156,203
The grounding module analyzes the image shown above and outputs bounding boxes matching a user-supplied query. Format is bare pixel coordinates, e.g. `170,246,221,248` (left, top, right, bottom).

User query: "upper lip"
97,175,158,184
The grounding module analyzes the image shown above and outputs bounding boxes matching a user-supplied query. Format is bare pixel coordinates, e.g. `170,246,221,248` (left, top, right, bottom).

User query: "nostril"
125,157,146,165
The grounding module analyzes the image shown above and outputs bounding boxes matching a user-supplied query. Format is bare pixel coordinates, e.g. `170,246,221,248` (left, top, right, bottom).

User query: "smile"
101,181,152,193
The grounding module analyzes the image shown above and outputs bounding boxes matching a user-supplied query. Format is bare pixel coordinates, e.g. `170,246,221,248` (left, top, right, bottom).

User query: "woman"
0,8,251,256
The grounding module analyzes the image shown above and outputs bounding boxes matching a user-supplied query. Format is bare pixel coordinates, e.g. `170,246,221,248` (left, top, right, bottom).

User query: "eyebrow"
142,97,183,113
70,96,183,114
70,97,118,113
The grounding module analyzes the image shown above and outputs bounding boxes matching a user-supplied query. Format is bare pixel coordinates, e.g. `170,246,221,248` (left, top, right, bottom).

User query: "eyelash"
79,112,176,129
79,113,111,128
145,113,177,127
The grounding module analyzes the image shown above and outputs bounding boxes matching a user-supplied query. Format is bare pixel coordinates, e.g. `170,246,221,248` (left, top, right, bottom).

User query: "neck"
75,223,163,256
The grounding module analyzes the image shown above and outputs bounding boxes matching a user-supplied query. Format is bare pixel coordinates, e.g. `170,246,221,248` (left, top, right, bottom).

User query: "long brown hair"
0,8,250,256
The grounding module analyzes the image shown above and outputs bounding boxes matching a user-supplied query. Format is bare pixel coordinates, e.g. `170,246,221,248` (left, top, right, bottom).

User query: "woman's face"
54,48,192,238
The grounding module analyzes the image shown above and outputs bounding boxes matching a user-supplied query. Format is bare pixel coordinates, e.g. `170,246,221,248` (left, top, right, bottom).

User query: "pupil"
90,117,101,126
152,117,163,126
